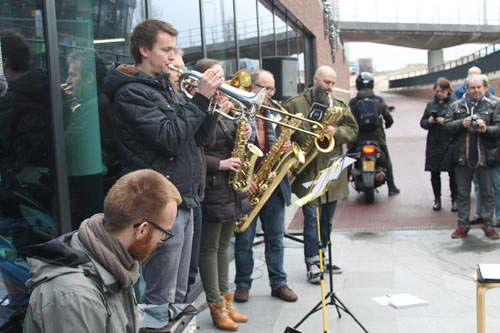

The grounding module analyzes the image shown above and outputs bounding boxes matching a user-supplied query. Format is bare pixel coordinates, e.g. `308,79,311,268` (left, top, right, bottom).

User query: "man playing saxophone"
233,69,298,303
284,66,358,284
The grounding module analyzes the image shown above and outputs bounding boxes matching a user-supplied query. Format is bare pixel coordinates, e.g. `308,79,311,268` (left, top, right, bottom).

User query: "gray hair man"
444,74,500,239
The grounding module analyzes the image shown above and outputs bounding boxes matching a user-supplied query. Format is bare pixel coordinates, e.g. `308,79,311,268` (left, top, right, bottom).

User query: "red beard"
129,230,157,262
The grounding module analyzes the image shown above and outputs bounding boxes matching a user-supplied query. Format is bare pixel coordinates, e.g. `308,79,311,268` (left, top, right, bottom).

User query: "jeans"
455,165,494,230
234,190,287,290
186,205,202,298
143,207,193,304
302,200,337,264
473,165,500,220
380,144,396,187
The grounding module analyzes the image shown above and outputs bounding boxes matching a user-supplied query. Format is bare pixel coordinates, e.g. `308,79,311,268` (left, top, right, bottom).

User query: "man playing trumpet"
103,19,223,327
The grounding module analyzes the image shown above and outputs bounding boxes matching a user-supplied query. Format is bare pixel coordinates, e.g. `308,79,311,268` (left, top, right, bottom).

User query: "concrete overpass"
337,21,500,69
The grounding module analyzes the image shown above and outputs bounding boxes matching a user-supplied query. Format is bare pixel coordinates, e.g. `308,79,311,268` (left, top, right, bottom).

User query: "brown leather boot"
208,301,238,331
223,293,248,323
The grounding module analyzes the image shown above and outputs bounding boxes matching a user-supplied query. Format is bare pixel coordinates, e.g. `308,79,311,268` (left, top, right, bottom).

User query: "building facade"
0,0,347,329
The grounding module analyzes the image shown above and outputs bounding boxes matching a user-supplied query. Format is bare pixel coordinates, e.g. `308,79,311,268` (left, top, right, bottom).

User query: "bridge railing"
388,40,500,88
336,0,500,26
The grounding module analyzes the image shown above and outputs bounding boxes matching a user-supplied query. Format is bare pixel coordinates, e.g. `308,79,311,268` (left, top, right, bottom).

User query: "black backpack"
354,98,379,131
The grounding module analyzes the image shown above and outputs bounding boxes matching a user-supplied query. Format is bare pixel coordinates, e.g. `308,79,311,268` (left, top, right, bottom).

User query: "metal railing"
389,39,500,81
388,40,500,88
336,0,500,26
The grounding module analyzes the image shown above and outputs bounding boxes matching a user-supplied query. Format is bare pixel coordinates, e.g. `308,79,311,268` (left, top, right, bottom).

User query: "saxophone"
234,114,305,233
289,91,344,184
228,118,263,192
227,70,263,192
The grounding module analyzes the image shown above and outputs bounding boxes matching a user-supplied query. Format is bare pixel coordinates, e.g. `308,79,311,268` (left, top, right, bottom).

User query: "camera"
430,110,438,119
471,114,479,129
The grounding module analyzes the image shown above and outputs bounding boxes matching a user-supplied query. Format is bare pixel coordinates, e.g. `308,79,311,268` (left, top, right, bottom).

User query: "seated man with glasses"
24,169,181,332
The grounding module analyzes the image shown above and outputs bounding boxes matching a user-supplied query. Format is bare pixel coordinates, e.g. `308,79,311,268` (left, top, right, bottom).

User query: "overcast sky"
337,0,498,71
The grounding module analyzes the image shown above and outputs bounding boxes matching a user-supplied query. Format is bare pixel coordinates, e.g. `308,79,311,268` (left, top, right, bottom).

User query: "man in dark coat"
349,72,400,195
103,19,223,325
444,74,500,239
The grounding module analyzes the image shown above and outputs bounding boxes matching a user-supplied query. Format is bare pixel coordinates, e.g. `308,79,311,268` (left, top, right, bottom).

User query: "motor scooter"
350,140,386,203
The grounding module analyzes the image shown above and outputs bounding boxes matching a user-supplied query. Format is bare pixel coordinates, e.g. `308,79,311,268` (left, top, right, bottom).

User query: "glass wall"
235,0,259,70
258,1,275,58
203,0,237,75
151,0,202,68
0,2,57,330
0,0,313,328
275,11,288,56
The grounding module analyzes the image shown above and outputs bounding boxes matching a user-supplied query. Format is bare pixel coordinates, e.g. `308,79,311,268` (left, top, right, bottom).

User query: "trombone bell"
315,134,335,153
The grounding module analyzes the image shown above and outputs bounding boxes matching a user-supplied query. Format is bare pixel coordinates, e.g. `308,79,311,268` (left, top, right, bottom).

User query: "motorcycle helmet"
356,72,374,90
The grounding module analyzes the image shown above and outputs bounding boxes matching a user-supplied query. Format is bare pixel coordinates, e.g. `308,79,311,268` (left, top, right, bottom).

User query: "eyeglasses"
133,221,174,242
254,83,275,93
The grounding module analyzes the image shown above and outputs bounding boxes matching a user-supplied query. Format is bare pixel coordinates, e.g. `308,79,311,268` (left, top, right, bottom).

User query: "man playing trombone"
284,66,358,284
103,19,225,326
233,69,298,303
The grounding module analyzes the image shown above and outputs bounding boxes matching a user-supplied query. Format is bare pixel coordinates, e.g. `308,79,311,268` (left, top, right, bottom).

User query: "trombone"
232,97,334,153
167,64,266,122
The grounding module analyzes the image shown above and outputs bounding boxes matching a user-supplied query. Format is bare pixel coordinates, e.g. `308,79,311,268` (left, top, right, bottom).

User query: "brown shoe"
223,293,248,323
208,301,238,331
485,228,500,240
451,227,468,239
234,287,249,303
271,284,298,302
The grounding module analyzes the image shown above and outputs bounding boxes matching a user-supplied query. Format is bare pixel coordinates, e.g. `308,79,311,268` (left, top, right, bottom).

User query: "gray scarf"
79,214,139,289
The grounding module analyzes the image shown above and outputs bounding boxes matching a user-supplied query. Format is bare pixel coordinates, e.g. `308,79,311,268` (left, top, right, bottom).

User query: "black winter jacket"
202,119,250,223
103,63,217,208
444,96,500,167
348,88,393,148
420,95,455,172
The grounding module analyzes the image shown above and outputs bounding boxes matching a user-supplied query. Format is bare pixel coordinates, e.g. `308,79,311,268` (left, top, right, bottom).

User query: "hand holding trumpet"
197,66,224,99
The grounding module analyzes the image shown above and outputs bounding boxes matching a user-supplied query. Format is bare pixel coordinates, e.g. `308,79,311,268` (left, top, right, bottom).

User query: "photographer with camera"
444,75,500,239
420,77,457,212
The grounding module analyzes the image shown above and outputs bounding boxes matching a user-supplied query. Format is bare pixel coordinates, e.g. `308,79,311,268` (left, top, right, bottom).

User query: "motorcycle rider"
348,72,400,195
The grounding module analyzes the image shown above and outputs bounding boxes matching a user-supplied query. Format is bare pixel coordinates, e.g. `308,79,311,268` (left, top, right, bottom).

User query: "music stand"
285,156,369,333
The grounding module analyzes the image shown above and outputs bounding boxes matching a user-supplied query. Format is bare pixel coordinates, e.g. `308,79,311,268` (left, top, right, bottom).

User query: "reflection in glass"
204,0,237,75
151,0,202,68
275,11,287,56
258,1,274,57
297,31,305,87
235,0,259,69
56,0,105,230
288,22,297,57
0,3,56,330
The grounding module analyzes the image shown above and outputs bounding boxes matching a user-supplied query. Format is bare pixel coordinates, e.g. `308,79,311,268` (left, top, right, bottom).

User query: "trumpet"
167,64,266,121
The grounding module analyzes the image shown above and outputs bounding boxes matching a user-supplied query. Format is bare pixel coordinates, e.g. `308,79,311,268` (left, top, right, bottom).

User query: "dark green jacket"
284,87,358,203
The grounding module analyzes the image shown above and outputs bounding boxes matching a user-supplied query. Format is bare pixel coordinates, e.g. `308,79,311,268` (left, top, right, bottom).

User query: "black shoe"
433,200,441,211
388,186,400,196
451,200,458,212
